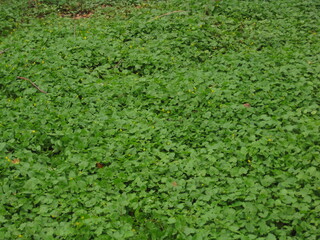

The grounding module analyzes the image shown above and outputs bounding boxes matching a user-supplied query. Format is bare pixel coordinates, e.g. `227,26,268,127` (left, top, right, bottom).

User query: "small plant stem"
0,48,9,54
150,10,187,21
17,76,47,94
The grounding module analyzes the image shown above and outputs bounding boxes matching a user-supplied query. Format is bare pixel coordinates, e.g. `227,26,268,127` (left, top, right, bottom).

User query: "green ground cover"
0,0,319,239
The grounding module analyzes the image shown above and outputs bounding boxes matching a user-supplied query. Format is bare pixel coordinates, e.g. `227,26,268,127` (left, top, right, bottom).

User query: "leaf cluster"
0,0,319,239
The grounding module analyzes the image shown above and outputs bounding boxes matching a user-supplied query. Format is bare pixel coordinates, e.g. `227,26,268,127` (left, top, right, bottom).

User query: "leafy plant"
0,0,319,239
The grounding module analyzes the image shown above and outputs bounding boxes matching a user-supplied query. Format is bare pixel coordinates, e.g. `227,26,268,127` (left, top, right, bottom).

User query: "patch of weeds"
0,0,319,239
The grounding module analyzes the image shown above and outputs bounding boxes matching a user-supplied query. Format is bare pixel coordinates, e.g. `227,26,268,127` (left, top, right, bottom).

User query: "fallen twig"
17,76,47,94
113,59,123,69
0,48,9,55
150,10,187,21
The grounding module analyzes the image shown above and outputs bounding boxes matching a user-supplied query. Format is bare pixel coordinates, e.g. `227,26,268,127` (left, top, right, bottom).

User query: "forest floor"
0,0,319,239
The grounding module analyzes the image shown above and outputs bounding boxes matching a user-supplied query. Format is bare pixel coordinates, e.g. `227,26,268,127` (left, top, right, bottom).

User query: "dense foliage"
1,0,319,239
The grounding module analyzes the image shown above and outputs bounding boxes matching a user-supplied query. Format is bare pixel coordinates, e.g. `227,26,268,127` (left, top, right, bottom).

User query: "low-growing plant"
0,0,319,239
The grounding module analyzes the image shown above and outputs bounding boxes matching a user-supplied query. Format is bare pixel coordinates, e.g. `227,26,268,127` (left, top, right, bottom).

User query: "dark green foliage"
0,0,145,36
0,0,319,239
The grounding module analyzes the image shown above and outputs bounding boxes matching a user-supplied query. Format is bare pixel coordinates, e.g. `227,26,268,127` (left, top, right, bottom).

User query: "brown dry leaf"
12,158,20,164
172,181,178,187
73,12,93,19
243,103,251,108
96,163,105,168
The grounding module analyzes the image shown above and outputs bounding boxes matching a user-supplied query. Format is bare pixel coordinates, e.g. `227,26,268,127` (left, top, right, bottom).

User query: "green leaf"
266,233,277,240
0,142,5,151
